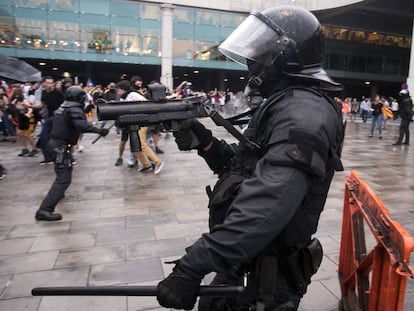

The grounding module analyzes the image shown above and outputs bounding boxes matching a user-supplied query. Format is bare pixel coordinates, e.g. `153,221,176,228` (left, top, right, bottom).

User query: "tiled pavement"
0,117,413,311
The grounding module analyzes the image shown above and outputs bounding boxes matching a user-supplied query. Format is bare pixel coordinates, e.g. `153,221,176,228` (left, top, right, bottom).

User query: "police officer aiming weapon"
94,91,256,152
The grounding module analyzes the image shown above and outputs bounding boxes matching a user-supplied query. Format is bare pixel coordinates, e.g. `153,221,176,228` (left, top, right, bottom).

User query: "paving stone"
0,251,59,275
55,245,125,268
127,238,189,261
154,222,209,240
0,238,34,256
29,233,96,252
0,274,12,296
37,296,127,311
8,222,71,239
96,227,155,245
2,267,89,299
0,296,40,311
89,258,163,286
69,217,125,233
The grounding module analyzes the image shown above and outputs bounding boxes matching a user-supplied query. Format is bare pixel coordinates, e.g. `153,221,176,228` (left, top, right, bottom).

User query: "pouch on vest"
207,173,246,231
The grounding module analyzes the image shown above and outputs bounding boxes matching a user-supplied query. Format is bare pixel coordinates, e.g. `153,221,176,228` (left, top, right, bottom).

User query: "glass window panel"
111,16,138,30
80,0,109,15
349,30,367,43
81,30,114,54
140,18,160,31
15,0,47,9
0,6,14,17
196,10,220,26
49,11,79,31
384,57,401,75
0,6,15,47
329,54,348,71
174,8,195,23
366,56,382,73
80,13,110,31
194,41,219,60
140,3,160,20
112,34,140,55
142,36,159,56
15,7,47,20
173,39,194,58
48,0,79,11
220,12,245,27
349,55,367,72
110,0,139,18
0,1,14,6
46,29,81,52
17,26,48,49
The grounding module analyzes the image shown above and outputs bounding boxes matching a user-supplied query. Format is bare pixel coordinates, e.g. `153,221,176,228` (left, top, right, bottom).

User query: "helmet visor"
219,13,291,66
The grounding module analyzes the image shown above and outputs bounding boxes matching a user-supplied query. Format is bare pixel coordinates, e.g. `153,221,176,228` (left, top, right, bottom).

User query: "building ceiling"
314,0,414,36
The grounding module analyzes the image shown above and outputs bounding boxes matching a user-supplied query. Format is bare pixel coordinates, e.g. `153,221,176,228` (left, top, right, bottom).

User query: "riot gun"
32,284,245,298
96,95,209,151
95,94,259,151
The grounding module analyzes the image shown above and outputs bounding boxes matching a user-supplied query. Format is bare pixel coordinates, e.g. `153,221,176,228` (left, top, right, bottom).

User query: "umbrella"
0,55,42,82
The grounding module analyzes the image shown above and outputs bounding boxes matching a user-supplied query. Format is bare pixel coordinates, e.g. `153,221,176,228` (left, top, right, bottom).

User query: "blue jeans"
1,112,16,137
370,114,383,136
39,117,54,161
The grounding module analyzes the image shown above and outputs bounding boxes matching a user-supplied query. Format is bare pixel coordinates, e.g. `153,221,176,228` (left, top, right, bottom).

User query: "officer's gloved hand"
157,264,202,310
174,119,212,150
99,128,109,137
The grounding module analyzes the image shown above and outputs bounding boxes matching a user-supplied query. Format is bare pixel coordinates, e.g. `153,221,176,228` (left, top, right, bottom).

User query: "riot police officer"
35,86,109,221
393,89,412,145
156,5,345,311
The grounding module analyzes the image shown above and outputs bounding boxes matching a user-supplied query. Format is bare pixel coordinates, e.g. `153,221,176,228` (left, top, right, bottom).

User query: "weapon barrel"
32,285,244,297
97,98,200,121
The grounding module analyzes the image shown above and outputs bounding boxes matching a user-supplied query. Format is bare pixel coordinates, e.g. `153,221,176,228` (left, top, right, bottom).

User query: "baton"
92,122,115,144
32,285,245,297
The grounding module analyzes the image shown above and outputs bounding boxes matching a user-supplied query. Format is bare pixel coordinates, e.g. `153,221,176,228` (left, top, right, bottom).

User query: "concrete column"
160,3,175,92
406,18,414,96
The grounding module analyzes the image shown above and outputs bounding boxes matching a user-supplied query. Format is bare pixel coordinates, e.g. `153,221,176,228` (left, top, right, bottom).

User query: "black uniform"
156,6,344,311
394,91,413,145
184,86,343,310
37,100,104,218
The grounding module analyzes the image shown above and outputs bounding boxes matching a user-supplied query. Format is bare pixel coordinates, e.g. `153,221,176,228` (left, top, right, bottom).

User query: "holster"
53,144,72,168
54,146,66,165
279,238,323,296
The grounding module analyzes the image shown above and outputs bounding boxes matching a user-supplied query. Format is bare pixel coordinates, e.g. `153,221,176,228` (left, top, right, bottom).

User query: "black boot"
18,149,30,156
35,209,62,221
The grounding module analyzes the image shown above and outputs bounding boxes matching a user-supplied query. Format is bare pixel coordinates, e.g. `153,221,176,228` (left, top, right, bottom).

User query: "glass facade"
0,0,411,80
0,0,161,60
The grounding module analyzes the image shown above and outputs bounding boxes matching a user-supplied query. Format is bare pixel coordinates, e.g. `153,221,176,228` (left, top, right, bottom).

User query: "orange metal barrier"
338,171,414,311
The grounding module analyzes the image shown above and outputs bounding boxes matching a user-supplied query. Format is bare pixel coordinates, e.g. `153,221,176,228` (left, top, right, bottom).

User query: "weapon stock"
32,285,245,297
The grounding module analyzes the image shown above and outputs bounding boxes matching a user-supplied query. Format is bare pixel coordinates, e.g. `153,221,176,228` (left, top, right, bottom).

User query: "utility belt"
49,138,72,167
253,238,323,310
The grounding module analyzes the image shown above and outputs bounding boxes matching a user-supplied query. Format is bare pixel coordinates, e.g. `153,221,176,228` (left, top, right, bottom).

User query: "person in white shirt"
115,80,164,174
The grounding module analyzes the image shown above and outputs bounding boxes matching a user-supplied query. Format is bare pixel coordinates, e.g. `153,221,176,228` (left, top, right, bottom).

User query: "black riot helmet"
65,85,86,106
219,5,341,91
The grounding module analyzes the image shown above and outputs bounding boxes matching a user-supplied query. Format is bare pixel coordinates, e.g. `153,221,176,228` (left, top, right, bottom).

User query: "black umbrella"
0,55,41,82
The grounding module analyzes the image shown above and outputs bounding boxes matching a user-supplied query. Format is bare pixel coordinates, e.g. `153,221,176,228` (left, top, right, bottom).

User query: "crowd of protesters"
1,75,412,181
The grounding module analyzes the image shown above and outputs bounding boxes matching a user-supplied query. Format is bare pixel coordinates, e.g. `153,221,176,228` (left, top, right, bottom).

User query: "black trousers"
39,141,72,212
396,118,410,144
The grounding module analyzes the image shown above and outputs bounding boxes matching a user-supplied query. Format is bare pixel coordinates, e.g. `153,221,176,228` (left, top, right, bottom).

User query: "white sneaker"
154,162,164,175
77,145,84,153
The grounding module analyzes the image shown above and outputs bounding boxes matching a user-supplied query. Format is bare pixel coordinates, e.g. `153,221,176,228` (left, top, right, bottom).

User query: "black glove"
157,265,201,310
174,119,212,151
99,128,109,137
